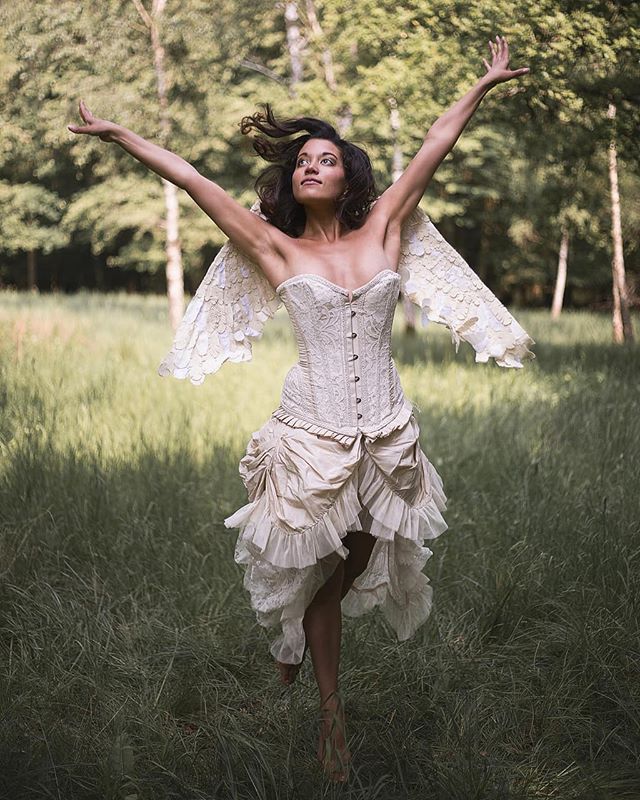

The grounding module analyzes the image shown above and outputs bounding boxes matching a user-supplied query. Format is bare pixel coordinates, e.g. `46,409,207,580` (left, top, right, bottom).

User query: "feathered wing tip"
398,206,536,368
157,201,282,385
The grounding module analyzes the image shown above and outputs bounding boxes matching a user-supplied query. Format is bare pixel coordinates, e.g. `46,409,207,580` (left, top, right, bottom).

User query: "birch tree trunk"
284,2,304,96
305,0,337,91
133,0,184,332
388,98,417,333
389,98,403,183
551,224,569,320
303,0,352,135
336,106,352,137
607,102,634,343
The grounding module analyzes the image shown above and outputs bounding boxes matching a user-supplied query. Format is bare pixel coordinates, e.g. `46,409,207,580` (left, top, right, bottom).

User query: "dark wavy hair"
239,103,378,237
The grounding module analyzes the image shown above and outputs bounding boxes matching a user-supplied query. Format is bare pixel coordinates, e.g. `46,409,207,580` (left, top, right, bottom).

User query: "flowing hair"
239,103,378,237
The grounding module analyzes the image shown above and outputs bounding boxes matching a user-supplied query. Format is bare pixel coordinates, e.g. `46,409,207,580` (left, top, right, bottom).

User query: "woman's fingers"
80,99,93,122
490,35,510,67
80,99,96,125
68,99,95,134
481,35,529,84
501,37,509,64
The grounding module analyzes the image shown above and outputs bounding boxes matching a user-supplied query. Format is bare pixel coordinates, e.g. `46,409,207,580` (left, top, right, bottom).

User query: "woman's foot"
317,690,351,782
276,643,308,686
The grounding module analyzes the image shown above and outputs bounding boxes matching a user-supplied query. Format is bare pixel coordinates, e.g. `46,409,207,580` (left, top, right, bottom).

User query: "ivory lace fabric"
157,203,536,386
157,199,535,666
224,271,448,664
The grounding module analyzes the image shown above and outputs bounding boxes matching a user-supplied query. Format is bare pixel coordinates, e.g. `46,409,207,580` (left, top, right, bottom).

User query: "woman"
69,36,532,782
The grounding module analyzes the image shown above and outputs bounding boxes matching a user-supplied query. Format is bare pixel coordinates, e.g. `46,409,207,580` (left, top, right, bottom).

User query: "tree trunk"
26,249,38,292
389,98,403,183
303,0,351,135
388,98,417,333
92,252,105,291
133,0,184,332
551,224,569,320
607,102,634,343
612,276,623,343
304,0,337,91
284,2,304,96
163,179,184,330
336,105,352,137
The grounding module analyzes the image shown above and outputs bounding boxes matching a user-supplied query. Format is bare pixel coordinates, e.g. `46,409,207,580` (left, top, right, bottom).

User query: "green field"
1,291,639,799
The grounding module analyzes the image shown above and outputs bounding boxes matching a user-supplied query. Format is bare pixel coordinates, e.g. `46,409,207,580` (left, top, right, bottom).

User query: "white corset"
158,204,535,391
270,269,415,446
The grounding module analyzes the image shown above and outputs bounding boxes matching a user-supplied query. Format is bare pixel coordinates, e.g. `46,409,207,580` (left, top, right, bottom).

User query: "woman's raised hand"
67,99,116,142
482,35,530,86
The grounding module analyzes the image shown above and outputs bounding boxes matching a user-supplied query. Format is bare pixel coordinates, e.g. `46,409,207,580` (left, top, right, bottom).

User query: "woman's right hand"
67,99,117,142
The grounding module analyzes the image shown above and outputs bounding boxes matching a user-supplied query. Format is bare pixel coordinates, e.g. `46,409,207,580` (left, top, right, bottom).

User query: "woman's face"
292,138,347,205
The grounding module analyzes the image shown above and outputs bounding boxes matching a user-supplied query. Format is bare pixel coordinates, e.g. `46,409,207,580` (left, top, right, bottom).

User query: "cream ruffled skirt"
224,410,448,665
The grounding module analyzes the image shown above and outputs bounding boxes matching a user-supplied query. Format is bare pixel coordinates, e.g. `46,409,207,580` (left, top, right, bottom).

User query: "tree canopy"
0,0,638,306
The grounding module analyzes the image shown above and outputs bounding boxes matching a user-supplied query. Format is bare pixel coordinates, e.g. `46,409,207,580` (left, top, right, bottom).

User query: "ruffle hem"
223,411,448,665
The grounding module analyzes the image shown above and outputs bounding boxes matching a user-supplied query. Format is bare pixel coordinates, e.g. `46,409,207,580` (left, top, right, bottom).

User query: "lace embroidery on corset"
358,284,400,421
283,283,350,429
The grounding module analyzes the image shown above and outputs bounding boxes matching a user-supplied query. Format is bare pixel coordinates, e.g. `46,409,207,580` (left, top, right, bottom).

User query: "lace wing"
399,206,536,368
158,201,282,385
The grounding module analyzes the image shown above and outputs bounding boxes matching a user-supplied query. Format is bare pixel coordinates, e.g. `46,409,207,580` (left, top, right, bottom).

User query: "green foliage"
0,181,68,254
0,0,638,301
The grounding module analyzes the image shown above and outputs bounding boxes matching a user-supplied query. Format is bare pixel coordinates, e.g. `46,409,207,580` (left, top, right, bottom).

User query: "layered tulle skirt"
223,408,448,665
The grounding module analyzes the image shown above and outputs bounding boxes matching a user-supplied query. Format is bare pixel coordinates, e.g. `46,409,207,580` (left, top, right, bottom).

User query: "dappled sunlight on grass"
1,290,639,797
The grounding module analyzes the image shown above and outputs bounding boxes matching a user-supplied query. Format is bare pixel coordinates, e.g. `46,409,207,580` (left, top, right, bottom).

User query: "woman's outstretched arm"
371,35,530,230
67,100,288,275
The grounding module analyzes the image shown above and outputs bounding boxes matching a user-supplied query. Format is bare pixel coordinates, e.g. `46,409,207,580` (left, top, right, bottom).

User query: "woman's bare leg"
340,530,376,599
276,531,376,686
276,529,376,686
303,558,345,702
275,561,342,687
300,558,350,779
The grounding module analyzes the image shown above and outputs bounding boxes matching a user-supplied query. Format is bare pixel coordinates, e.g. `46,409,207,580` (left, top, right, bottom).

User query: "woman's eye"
297,158,335,166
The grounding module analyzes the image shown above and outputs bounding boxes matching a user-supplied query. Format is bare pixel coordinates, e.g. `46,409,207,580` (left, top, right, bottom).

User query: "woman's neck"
299,205,347,242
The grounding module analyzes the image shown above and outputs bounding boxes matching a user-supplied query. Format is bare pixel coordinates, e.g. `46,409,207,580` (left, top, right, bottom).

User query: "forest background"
0,0,638,317
2,2,640,796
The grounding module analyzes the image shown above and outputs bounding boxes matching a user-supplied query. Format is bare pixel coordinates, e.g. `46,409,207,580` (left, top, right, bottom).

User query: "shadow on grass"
1,367,639,798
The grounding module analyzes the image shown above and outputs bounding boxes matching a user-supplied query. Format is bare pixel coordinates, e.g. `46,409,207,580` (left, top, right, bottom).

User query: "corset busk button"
354,376,360,382
350,332,357,338
357,413,362,419
352,354,358,360
351,310,356,317
356,397,361,403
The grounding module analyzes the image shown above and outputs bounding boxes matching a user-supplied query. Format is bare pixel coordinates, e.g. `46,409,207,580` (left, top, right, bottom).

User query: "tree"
551,224,569,320
0,182,68,290
607,102,634,343
132,0,184,331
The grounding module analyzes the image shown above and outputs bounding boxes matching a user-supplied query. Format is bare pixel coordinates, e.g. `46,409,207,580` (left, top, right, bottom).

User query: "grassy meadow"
1,290,639,799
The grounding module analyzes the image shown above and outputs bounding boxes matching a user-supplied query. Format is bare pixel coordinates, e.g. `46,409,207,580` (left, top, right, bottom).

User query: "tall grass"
1,290,639,799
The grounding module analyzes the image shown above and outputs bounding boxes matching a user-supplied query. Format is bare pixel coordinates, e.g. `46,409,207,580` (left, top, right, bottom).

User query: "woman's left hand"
482,35,530,86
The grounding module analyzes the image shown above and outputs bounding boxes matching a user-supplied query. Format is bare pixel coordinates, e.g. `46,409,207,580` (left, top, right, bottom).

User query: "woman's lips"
301,179,321,185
